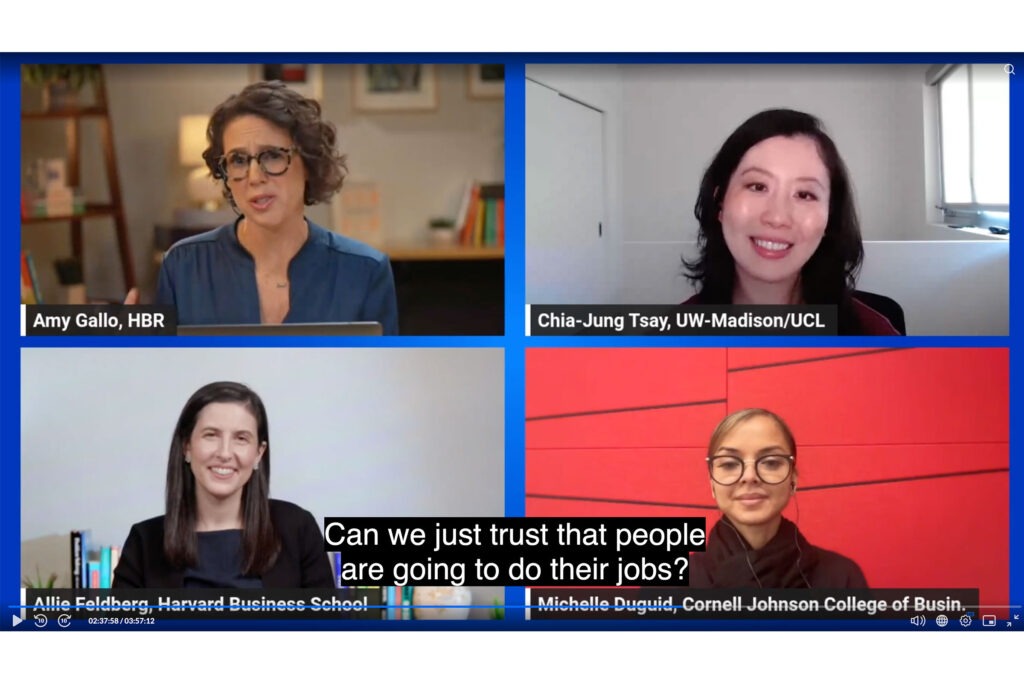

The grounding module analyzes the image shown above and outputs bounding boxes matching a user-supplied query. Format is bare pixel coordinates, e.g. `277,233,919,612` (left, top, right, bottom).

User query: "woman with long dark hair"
113,381,333,588
683,109,901,335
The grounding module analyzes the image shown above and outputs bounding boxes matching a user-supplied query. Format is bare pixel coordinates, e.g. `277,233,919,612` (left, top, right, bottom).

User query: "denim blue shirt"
156,219,398,334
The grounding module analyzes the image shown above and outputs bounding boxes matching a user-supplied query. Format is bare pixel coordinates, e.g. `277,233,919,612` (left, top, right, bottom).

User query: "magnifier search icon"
1005,64,1015,76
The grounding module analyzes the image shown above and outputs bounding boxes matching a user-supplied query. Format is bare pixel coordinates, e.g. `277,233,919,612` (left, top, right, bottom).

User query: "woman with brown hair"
154,81,398,333
113,381,333,588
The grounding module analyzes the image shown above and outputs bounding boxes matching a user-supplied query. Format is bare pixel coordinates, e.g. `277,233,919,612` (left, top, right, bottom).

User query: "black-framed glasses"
706,454,794,486
217,146,298,181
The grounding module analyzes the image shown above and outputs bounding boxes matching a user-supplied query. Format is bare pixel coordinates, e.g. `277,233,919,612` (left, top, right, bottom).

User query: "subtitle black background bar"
324,517,705,586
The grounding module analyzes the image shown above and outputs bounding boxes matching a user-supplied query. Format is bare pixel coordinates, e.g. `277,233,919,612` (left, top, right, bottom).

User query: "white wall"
618,63,973,243
21,348,505,543
322,64,505,240
21,64,504,302
525,64,624,304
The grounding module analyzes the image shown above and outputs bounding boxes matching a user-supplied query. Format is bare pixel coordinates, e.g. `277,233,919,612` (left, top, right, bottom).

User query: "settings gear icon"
959,615,973,627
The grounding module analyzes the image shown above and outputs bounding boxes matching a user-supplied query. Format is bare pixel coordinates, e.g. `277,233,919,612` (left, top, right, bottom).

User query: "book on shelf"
402,586,413,620
458,182,504,247
387,586,396,620
453,180,475,236
78,530,91,588
332,551,342,589
99,546,112,589
21,251,41,304
70,531,84,589
497,198,505,245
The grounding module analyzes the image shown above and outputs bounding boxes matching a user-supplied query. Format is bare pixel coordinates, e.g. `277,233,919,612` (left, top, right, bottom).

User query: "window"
928,64,1010,234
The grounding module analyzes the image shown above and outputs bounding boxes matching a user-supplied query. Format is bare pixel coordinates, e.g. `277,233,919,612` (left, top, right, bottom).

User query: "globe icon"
936,614,949,627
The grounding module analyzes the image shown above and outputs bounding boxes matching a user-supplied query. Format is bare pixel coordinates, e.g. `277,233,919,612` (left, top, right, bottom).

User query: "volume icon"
910,614,926,627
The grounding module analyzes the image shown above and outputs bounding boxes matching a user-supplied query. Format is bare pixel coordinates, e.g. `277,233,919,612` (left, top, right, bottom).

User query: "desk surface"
380,242,504,261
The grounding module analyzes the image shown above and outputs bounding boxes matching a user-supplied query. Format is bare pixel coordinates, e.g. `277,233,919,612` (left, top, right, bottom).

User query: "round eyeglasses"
217,146,299,181
706,454,794,486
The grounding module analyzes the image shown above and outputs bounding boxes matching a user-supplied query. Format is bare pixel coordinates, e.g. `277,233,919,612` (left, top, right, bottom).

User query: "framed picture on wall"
467,64,504,99
250,64,323,100
330,179,381,238
352,64,437,112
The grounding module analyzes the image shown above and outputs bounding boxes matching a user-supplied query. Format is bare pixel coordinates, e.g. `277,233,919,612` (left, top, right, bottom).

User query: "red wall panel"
526,348,726,416
794,473,1008,607
526,447,708,504
526,498,711,518
727,347,874,369
796,443,1007,488
728,348,1008,445
526,403,724,449
525,347,1010,604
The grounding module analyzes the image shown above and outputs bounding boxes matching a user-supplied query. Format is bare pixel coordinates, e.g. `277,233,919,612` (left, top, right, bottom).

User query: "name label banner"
25,588,383,620
24,305,177,336
527,588,980,620
529,305,838,336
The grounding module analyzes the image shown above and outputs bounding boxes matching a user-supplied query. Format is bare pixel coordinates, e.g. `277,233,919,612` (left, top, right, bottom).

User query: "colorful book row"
456,182,505,247
21,251,41,304
70,530,119,589
329,552,411,620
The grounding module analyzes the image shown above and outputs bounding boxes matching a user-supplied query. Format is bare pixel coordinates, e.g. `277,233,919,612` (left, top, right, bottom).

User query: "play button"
12,614,23,627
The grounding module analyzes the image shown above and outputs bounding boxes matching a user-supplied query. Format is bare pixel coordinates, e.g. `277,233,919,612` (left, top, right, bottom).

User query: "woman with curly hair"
154,81,398,333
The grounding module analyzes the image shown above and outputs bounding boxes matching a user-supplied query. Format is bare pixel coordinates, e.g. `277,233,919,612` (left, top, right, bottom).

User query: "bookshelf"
21,66,137,295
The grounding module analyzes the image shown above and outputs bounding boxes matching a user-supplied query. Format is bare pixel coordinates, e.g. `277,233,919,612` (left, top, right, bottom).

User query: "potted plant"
428,217,457,244
22,567,58,589
22,64,102,110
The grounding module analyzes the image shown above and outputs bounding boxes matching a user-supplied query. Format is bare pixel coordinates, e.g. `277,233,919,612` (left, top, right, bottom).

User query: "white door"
526,79,607,304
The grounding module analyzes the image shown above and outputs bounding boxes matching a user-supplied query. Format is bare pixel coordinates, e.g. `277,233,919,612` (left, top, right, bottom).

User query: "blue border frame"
2,52,1019,632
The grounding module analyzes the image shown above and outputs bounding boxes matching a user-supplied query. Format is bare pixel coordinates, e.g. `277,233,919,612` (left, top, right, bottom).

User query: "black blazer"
112,499,334,589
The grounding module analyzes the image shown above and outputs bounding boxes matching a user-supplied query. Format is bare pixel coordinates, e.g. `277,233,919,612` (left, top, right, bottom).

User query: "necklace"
241,220,299,290
256,270,289,289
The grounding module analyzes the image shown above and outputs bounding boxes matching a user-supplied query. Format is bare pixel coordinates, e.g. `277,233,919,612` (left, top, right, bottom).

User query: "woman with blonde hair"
690,408,867,588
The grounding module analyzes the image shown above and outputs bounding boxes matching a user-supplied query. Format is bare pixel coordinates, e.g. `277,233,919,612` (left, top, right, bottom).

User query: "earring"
254,462,259,471
185,455,191,464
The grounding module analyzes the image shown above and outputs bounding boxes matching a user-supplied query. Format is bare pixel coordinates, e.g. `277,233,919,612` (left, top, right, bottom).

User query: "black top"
183,529,263,589
112,499,334,589
689,517,868,589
